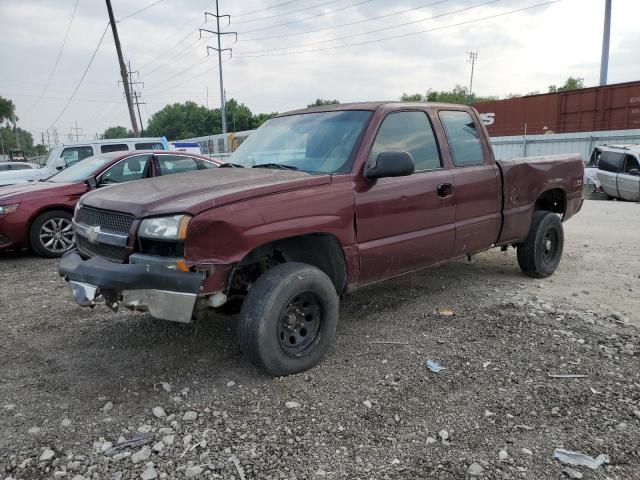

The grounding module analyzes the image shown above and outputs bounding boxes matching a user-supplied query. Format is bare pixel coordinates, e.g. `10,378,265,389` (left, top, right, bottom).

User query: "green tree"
251,112,278,128
146,101,215,140
0,126,36,155
548,76,585,93
400,93,425,102
101,126,133,139
307,99,340,107
400,85,497,105
0,96,16,125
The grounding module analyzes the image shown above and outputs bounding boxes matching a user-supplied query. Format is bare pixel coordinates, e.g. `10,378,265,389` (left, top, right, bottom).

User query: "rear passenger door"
597,151,625,198
618,154,640,201
438,110,501,256
355,110,455,284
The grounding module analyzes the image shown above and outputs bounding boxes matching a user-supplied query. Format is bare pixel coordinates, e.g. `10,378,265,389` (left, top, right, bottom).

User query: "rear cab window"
370,111,442,171
135,142,163,150
438,110,485,167
62,146,94,167
101,144,129,154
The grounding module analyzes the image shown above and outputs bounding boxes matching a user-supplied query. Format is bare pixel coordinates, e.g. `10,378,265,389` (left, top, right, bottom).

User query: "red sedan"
0,151,220,257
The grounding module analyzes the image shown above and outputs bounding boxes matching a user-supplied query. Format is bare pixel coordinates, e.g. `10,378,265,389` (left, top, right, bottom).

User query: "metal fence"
490,129,640,161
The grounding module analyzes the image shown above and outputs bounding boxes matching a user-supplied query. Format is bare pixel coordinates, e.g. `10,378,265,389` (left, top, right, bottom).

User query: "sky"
0,0,638,143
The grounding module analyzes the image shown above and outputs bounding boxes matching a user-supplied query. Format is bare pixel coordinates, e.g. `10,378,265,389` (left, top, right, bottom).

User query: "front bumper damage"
58,251,205,323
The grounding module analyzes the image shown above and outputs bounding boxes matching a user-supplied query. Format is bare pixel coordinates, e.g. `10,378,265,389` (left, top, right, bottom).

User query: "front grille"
76,207,134,235
77,236,127,263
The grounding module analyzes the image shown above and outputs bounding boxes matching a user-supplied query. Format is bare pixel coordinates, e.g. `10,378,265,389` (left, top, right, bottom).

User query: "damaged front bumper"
58,251,205,323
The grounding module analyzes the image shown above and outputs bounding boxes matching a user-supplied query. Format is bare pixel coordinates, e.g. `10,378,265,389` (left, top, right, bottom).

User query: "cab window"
439,111,485,167
135,142,163,150
62,146,94,167
101,144,129,154
156,155,199,175
623,155,640,174
369,111,441,171
101,154,151,184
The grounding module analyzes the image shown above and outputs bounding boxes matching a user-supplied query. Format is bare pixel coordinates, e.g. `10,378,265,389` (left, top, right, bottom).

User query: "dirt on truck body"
58,101,584,376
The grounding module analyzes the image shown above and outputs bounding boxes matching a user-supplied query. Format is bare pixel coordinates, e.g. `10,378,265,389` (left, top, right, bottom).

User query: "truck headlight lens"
0,204,19,215
139,215,191,240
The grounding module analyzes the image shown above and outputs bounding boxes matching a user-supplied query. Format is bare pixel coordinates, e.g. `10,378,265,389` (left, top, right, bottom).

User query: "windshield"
229,110,372,173
47,155,113,183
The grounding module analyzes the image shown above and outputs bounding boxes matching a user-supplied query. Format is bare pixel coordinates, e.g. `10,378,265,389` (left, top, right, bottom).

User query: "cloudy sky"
0,0,638,142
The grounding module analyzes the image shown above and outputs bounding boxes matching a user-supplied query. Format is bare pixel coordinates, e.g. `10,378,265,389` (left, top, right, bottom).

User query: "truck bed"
496,154,584,245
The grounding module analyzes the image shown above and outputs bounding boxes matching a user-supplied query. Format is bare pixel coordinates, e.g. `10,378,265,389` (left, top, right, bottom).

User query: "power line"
237,0,564,58
242,0,451,42
117,0,165,22
236,0,372,33
48,22,110,130
142,36,205,76
238,0,503,55
232,0,347,24
231,0,301,18
25,0,80,114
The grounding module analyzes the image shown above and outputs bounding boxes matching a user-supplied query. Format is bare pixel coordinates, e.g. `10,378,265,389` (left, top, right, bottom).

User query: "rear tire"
29,210,75,258
238,262,339,376
517,211,564,278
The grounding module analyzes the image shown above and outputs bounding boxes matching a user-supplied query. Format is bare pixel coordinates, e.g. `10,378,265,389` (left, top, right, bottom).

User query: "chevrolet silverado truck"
58,102,584,375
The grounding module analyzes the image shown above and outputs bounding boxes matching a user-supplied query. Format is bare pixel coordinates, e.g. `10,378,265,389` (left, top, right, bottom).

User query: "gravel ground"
1,200,638,480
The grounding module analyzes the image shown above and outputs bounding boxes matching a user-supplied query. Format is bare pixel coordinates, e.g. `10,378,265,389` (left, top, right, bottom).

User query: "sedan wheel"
40,218,75,254
29,210,75,258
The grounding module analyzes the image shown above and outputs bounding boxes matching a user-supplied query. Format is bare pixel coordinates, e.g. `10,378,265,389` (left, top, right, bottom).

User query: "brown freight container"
473,80,640,137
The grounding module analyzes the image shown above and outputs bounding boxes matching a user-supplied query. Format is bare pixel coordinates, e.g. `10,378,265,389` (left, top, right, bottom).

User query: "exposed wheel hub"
278,291,324,356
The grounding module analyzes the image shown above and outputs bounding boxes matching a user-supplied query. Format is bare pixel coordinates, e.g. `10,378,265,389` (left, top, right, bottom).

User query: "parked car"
0,161,39,172
0,151,219,257
0,137,169,187
595,145,640,201
59,102,584,375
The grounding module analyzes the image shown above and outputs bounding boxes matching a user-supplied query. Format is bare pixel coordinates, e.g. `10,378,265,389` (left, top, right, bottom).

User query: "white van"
0,137,168,187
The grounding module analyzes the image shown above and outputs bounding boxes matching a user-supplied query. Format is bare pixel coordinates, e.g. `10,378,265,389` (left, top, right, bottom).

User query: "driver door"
355,110,455,285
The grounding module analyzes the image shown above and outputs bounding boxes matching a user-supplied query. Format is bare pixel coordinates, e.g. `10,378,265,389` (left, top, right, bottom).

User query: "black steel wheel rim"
278,291,325,356
541,226,560,265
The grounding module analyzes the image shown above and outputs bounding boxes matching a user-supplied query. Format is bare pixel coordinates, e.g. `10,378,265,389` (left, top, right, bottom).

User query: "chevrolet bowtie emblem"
85,225,101,244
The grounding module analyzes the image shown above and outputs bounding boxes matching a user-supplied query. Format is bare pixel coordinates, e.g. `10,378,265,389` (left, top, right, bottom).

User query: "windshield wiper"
219,162,245,168
251,163,299,171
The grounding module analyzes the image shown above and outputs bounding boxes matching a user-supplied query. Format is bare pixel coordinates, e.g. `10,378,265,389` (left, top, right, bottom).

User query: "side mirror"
86,176,98,189
628,168,640,176
365,151,415,179
54,157,66,170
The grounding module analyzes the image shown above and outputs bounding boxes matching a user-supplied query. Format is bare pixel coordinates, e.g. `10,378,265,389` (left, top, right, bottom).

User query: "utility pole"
467,50,478,103
133,91,146,135
46,130,51,149
105,0,139,136
599,0,612,86
71,121,82,141
200,1,237,152
123,62,146,135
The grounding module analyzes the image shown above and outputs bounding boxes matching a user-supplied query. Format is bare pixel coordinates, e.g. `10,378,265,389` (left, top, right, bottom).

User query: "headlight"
0,204,19,215
139,215,191,240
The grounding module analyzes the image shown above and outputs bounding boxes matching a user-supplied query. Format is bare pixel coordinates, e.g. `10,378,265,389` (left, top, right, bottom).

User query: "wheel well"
231,233,347,297
535,188,565,216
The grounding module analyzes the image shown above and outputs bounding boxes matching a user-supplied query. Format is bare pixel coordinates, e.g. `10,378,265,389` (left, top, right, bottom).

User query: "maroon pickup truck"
59,102,584,375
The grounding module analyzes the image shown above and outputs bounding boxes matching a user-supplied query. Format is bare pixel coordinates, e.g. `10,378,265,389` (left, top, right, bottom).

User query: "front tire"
517,211,564,278
238,262,339,376
29,210,75,258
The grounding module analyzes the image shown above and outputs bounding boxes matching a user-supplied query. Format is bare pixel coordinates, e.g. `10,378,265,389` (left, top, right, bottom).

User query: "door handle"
437,183,454,197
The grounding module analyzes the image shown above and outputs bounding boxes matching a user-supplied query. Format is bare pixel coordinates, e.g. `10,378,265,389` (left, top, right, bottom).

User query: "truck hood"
0,180,85,203
0,167,53,186
81,168,333,217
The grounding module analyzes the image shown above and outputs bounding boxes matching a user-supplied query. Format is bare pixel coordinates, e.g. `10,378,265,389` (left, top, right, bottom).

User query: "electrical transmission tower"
199,1,237,150
467,50,478,103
